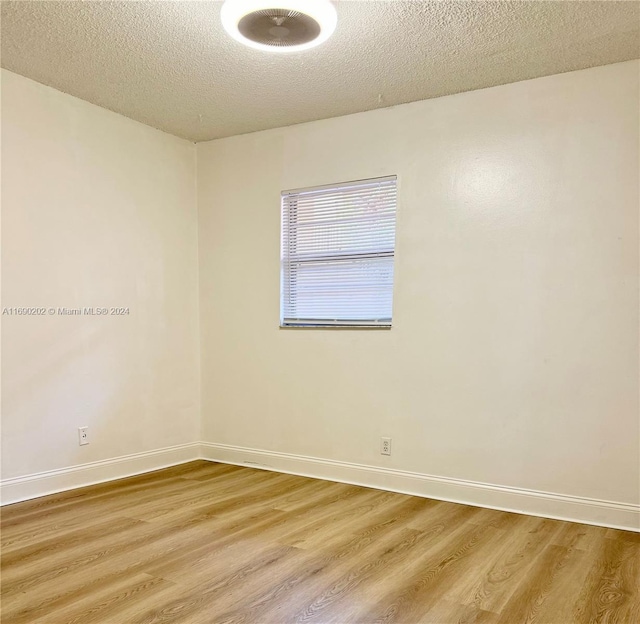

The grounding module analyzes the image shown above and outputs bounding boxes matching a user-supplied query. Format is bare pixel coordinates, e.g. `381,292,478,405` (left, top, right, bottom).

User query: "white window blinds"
281,175,397,327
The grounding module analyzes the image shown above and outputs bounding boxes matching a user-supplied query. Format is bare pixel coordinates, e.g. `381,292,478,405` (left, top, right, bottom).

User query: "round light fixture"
221,0,337,53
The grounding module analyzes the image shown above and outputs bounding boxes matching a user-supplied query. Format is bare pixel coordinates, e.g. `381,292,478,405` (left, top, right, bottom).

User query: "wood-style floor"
1,461,638,624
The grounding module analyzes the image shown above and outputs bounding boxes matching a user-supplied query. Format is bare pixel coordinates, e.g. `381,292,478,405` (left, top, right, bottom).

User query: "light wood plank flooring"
1,460,638,623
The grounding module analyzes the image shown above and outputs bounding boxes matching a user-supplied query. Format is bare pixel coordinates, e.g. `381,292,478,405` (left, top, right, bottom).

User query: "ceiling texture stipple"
1,1,638,143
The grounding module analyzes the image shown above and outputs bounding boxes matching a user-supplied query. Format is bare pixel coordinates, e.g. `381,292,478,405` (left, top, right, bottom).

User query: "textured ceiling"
1,1,638,142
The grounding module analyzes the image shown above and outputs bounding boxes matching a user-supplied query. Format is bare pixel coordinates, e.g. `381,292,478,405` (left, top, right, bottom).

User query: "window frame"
280,175,398,329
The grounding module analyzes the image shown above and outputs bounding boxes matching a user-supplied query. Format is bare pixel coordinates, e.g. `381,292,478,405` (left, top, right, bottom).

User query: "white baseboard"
200,442,640,532
0,442,200,506
3,441,638,532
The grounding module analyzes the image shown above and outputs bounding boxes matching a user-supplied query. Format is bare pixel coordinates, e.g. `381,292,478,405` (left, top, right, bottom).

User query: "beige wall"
1,70,200,480
197,61,639,506
1,61,638,523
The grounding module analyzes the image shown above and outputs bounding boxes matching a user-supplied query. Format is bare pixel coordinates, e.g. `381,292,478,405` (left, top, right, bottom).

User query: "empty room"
1,1,639,622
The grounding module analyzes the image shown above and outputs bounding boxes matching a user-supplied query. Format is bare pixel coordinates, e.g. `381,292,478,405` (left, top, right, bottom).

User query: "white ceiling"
2,1,638,142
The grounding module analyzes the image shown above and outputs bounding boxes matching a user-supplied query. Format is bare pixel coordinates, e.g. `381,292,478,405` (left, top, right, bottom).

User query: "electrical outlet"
381,437,391,456
78,426,89,446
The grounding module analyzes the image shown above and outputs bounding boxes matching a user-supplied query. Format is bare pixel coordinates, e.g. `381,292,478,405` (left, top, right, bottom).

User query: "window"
281,175,397,328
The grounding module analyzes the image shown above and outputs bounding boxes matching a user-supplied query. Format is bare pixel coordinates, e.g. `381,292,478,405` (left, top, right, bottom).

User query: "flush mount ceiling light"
221,0,337,53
